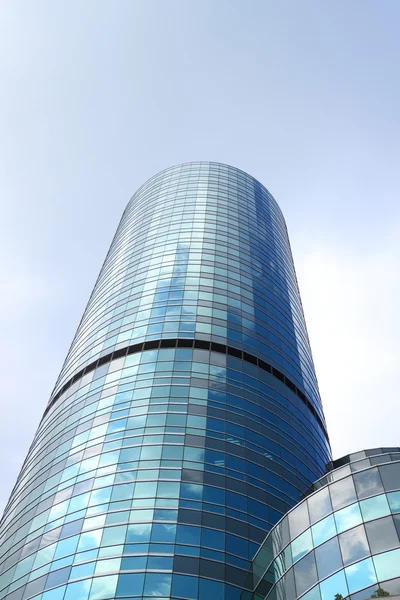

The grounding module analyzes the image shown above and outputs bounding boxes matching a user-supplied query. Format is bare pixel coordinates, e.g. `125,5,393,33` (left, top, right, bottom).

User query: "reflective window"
300,585,322,600
345,557,377,594
315,537,342,580
380,576,400,596
42,587,67,600
339,524,370,566
288,502,310,540
388,491,400,513
311,514,336,547
393,514,400,538
330,477,357,511
373,547,400,580
282,567,296,600
379,463,400,492
360,494,390,521
89,575,118,599
365,516,399,554
319,569,348,600
199,577,224,599
353,468,384,500
172,574,198,599
334,503,363,534
293,551,318,597
291,529,313,563
308,488,332,525
64,580,91,600
143,572,172,596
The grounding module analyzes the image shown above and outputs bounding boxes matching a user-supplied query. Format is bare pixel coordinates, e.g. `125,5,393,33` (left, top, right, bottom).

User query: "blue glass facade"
0,162,331,600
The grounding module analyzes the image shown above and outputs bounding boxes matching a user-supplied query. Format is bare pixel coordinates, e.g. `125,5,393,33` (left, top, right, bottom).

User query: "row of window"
251,455,400,600
55,166,318,410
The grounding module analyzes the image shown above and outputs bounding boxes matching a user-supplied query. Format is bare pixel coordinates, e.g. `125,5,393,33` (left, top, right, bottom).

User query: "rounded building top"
127,160,286,223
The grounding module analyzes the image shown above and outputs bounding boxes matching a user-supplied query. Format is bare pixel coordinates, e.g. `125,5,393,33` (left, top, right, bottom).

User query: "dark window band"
45,339,329,439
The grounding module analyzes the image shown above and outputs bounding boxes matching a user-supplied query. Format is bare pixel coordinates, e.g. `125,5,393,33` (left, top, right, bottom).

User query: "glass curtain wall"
0,162,331,600
247,448,400,600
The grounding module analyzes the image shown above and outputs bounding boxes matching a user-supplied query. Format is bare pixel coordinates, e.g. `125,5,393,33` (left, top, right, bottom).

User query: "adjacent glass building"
245,448,400,600
0,162,331,600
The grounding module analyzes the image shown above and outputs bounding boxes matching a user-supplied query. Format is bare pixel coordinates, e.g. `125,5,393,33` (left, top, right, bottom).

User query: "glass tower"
0,162,331,600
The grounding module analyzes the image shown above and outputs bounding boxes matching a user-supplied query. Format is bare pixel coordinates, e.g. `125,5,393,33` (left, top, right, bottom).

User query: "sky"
0,0,399,514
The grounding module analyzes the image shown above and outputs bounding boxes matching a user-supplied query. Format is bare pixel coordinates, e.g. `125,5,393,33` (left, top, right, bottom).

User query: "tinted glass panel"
339,524,369,566
365,516,399,554
330,477,357,511
388,491,400,514
360,494,390,521
291,529,313,563
311,514,336,547
288,502,310,540
353,468,384,500
379,463,400,492
315,537,342,579
293,551,318,597
345,557,377,594
301,585,322,600
334,503,363,534
320,569,348,600
308,488,332,525
373,547,400,580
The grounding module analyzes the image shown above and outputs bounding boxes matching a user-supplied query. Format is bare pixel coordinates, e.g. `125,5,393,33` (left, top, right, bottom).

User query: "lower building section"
0,343,329,600
245,448,400,600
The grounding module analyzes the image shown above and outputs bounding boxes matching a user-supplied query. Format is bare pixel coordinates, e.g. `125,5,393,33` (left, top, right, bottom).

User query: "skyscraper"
0,162,331,600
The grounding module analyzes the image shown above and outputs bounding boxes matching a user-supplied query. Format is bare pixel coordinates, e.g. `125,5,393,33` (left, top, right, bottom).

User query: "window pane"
176,524,201,545
330,477,357,511
311,514,336,547
199,578,224,599
271,518,290,555
320,569,348,600
291,529,313,563
281,567,296,600
379,577,400,596
349,584,380,600
89,575,118,599
172,574,198,599
388,491,400,513
143,572,172,596
151,523,177,543
300,585,321,600
339,524,369,566
345,557,376,593
308,488,332,525
315,537,343,580
353,468,384,500
42,587,67,600
116,573,145,596
334,503,362,534
288,502,310,539
373,547,400,580
379,463,400,492
126,523,151,543
293,552,318,597
360,495,390,521
365,516,399,554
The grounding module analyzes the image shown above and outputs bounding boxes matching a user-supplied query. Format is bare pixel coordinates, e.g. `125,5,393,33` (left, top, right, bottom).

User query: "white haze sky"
0,0,399,513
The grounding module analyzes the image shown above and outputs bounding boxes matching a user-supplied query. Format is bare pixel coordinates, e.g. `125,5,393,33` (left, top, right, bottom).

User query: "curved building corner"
246,447,400,600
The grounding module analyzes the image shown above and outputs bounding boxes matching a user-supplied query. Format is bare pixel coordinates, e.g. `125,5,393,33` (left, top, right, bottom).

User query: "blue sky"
1,0,399,512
